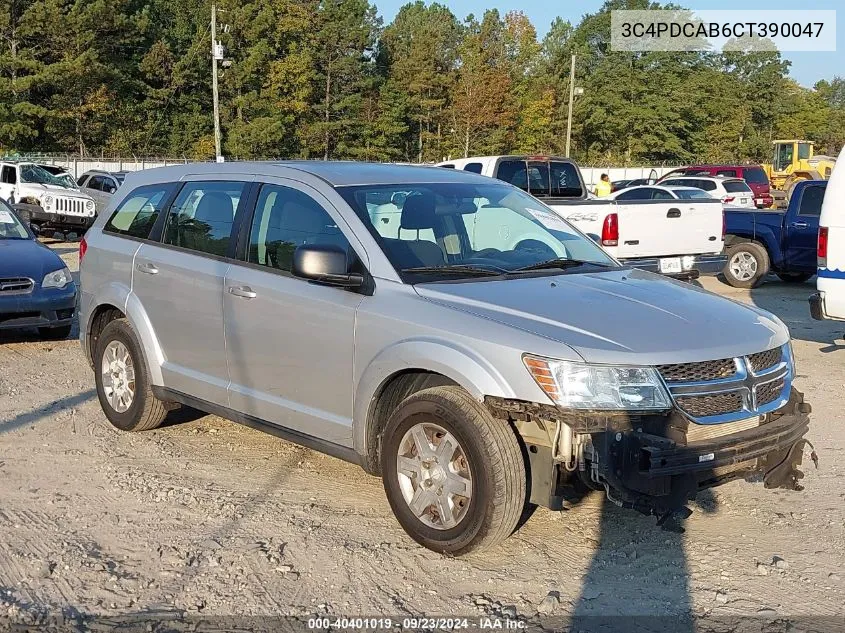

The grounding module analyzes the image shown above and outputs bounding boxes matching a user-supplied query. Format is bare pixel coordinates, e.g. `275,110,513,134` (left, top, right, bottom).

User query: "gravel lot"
1,242,844,630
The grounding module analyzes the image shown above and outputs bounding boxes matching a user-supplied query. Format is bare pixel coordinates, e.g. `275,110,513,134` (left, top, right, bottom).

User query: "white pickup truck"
437,156,726,278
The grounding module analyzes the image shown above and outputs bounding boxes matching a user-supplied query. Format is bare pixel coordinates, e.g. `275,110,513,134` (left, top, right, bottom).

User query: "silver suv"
80,162,814,554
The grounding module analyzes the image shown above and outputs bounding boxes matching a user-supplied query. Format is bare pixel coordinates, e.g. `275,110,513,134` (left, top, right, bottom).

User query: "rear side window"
247,184,350,273
716,169,737,177
104,184,175,239
743,167,769,184
87,176,105,191
798,185,825,217
1,165,16,185
77,175,89,187
463,162,483,174
723,180,751,193
496,160,583,197
163,181,245,257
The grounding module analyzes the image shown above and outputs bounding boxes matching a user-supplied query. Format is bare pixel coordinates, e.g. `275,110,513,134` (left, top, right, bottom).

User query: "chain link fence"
22,154,686,188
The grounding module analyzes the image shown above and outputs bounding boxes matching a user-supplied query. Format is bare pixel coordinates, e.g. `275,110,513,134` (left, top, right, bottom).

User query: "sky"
374,0,842,88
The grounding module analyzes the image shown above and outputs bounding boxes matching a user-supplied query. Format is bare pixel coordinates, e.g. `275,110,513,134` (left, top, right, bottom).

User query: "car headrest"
400,194,437,230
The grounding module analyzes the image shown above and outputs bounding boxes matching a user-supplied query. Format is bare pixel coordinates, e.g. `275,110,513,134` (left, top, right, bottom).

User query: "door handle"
228,286,257,299
667,208,681,218
136,262,159,275
790,222,808,229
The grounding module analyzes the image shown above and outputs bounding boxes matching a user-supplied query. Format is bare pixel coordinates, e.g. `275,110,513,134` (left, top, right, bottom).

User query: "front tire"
380,386,526,555
94,318,167,432
723,243,770,288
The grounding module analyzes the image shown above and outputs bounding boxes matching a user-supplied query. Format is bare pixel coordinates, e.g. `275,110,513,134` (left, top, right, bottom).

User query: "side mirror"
107,187,116,194
292,244,363,288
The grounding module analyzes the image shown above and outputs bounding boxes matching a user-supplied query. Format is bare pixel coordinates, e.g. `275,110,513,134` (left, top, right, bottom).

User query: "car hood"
22,183,91,200
0,239,67,281
414,268,789,365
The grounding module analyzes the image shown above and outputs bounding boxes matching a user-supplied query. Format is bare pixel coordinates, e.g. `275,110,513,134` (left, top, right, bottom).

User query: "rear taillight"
79,236,88,263
601,213,619,246
818,227,828,267
722,196,735,204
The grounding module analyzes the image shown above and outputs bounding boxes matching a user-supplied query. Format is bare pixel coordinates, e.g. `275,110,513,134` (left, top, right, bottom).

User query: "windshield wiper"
511,258,614,273
400,265,503,277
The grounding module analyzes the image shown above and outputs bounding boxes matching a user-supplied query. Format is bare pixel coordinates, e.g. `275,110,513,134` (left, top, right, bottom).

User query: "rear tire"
94,318,167,432
723,243,770,288
380,386,526,555
776,272,813,284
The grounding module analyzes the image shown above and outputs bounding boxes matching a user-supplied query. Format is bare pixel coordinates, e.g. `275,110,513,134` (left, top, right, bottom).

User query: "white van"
810,147,845,321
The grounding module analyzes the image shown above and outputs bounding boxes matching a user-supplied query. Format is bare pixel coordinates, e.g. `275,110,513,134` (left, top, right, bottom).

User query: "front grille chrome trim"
659,345,792,425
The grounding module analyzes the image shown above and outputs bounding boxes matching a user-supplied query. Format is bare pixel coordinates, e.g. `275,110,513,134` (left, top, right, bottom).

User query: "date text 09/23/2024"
307,617,527,630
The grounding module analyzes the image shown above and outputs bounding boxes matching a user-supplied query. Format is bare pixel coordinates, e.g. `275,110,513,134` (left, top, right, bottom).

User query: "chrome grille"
676,393,743,418
748,348,782,374
657,358,736,382
0,277,33,295
660,345,792,424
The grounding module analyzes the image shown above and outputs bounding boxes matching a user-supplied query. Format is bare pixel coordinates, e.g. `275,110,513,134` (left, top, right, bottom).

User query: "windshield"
20,164,72,188
673,189,713,200
338,182,617,281
0,204,29,239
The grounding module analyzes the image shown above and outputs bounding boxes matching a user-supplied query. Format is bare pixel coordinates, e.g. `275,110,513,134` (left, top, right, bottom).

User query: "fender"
726,222,783,269
352,337,515,456
83,282,166,385
124,291,166,385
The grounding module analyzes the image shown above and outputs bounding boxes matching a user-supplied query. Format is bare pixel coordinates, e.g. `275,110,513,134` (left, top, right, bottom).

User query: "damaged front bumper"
486,388,816,518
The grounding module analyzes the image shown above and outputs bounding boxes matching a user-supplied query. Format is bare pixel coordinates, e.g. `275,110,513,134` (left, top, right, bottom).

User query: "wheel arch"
354,340,516,475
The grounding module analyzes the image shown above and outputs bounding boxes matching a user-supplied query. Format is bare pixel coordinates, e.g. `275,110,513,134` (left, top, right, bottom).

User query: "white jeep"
0,161,97,233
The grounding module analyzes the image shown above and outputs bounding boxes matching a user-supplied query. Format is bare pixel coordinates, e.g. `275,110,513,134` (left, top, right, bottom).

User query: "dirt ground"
1,243,844,631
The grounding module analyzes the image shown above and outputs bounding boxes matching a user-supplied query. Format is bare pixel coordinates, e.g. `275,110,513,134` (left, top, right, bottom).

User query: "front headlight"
43,195,54,209
86,200,95,213
524,355,672,411
42,267,73,289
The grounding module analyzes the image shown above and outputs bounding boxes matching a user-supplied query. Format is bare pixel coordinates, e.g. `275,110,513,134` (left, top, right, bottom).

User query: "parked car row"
72,161,814,554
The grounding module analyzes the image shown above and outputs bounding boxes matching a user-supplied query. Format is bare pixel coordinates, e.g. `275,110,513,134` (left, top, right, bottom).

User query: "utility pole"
565,53,576,158
211,3,223,162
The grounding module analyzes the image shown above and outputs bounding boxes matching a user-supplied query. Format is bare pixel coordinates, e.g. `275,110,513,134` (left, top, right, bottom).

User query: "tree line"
1,0,844,164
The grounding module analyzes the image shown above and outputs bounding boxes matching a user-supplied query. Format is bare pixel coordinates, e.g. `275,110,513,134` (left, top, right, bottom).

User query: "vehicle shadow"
748,280,844,348
567,497,698,632
0,389,96,435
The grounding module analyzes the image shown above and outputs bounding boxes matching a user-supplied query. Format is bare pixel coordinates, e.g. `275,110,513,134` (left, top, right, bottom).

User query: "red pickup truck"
659,165,773,209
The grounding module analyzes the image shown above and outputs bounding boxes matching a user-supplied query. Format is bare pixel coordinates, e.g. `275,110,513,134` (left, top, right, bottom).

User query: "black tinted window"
104,184,174,239
716,169,737,178
77,175,89,187
163,181,245,257
743,167,768,184
616,188,651,201
247,184,350,273
723,181,751,193
798,185,824,217
439,164,455,169
88,176,106,191
496,160,583,197
1,166,16,185
464,162,483,174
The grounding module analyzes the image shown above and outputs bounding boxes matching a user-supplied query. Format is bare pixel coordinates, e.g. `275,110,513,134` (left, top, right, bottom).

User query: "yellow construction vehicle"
764,140,836,208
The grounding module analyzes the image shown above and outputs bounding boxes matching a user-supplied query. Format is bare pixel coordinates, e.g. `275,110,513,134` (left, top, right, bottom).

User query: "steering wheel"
514,239,557,260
